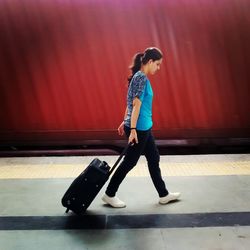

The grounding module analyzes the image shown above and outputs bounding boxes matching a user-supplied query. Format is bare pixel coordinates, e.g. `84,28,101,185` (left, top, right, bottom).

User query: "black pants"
105,126,169,198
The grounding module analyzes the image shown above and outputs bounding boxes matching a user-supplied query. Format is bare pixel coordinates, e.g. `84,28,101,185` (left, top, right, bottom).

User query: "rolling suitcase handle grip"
109,142,133,176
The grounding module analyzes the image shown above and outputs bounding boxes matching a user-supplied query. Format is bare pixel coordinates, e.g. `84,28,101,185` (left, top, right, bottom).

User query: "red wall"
0,0,250,145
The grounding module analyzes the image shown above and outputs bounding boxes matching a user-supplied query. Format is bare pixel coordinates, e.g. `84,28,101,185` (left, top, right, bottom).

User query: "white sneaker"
102,194,126,208
159,192,181,204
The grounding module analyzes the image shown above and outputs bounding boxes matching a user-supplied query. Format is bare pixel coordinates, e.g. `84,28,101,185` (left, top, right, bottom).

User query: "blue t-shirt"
124,71,153,130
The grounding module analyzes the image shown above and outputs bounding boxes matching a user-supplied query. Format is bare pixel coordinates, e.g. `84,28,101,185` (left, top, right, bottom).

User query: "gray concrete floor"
1,227,250,250
0,154,250,250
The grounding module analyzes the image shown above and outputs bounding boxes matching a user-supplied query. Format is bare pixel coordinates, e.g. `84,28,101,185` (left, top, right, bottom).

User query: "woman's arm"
129,97,142,144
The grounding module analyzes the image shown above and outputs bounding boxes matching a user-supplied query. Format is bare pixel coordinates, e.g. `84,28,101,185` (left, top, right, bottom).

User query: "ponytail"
127,53,144,85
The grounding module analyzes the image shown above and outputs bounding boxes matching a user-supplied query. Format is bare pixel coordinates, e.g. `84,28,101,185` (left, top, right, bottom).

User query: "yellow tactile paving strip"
0,154,250,179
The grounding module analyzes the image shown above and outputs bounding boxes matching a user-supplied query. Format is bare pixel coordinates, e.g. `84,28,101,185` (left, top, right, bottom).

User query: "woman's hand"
117,121,125,136
129,129,138,145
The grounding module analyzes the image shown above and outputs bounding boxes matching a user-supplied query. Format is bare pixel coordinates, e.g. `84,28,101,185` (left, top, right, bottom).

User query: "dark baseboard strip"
1,212,250,230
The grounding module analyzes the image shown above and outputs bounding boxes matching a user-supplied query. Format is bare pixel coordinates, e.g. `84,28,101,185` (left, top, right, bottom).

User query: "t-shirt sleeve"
133,73,147,101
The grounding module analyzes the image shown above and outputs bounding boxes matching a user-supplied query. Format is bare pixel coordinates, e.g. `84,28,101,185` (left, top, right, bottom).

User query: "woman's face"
149,58,163,75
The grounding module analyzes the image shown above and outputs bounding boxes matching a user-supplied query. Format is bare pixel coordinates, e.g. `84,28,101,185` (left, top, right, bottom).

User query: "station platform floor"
0,153,250,250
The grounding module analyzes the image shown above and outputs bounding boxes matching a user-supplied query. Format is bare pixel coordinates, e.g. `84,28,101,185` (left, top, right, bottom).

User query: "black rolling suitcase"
61,143,131,214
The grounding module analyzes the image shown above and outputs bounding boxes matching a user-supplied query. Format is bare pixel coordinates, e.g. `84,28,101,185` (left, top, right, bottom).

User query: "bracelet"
130,127,136,130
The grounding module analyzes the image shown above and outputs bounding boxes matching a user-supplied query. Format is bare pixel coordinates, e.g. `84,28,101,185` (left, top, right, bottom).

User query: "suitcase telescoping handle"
109,142,133,176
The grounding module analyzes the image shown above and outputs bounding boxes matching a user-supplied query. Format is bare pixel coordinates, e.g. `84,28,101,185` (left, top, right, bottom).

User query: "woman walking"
102,47,180,208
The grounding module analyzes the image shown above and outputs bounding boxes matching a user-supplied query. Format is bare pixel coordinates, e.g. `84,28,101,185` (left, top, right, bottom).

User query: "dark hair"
128,47,163,84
